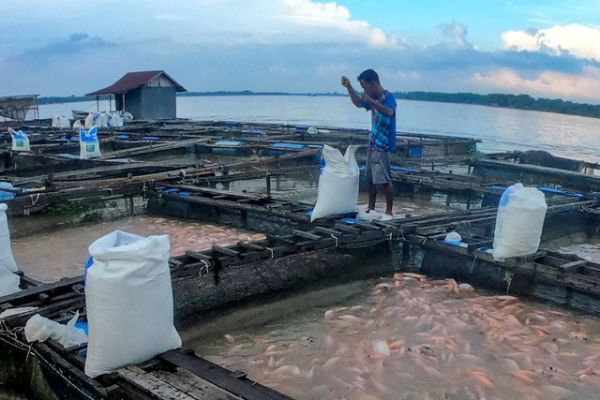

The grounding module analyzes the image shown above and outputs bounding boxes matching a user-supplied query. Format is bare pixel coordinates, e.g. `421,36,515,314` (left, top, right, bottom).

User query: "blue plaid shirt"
360,90,397,151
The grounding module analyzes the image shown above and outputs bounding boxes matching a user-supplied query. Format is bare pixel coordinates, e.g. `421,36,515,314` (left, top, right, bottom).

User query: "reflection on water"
187,273,600,400
11,216,263,283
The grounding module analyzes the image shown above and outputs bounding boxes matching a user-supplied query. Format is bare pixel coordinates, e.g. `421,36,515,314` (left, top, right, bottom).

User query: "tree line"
394,91,600,118
36,91,600,119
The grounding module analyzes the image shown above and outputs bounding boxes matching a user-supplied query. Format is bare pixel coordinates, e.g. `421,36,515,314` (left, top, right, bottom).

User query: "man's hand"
341,76,351,88
362,92,374,105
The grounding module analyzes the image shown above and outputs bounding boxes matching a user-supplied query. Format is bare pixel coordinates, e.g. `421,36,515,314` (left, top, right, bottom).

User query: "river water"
38,95,600,163
187,273,600,400
10,216,263,283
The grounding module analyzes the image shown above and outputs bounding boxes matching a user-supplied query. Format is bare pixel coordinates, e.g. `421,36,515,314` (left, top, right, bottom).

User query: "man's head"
357,69,383,97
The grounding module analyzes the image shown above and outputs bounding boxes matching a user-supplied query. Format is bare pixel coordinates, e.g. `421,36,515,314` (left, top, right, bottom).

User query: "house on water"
87,70,186,120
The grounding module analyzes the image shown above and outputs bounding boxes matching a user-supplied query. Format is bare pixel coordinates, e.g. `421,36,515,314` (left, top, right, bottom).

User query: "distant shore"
37,90,600,119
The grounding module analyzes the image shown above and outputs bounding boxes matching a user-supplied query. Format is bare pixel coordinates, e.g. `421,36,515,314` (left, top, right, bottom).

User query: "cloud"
502,23,600,62
471,67,600,101
279,0,396,47
2,2,600,103
437,21,471,49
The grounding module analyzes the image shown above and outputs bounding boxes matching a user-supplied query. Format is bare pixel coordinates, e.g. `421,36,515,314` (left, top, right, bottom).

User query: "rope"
199,260,210,276
265,247,274,259
330,234,338,248
30,193,40,206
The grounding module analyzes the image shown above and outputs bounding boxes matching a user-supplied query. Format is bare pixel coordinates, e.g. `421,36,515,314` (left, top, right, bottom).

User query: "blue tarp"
214,140,244,146
340,217,366,224
271,142,306,150
391,165,421,174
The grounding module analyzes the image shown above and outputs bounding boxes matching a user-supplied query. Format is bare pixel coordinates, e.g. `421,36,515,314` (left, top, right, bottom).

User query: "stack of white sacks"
83,112,124,129
51,115,71,129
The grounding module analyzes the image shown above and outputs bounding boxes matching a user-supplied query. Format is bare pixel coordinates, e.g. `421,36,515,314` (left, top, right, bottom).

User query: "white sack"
52,116,71,129
108,112,123,128
0,203,19,297
72,119,84,131
10,130,30,152
79,127,101,159
493,183,547,260
59,116,71,129
84,230,181,378
0,203,17,273
25,311,87,348
84,113,94,130
311,145,359,222
0,267,20,297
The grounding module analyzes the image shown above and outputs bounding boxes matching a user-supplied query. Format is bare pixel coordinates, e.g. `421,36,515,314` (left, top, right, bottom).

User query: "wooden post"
96,95,100,112
266,173,271,197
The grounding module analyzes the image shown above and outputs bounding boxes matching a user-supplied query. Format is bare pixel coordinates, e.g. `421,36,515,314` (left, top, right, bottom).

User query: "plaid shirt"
360,90,397,151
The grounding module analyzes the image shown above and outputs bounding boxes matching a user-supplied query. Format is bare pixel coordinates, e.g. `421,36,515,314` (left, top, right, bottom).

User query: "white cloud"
501,23,600,61
0,0,397,50
279,0,396,47
471,67,600,101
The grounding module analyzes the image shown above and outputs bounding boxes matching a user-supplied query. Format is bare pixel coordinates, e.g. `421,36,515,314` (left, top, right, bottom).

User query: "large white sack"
79,127,101,159
0,203,17,273
10,130,30,152
0,203,20,297
493,183,547,260
0,267,20,297
84,230,181,378
311,145,359,222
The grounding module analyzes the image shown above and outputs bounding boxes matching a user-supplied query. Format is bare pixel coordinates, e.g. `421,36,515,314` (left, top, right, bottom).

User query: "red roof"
87,70,186,95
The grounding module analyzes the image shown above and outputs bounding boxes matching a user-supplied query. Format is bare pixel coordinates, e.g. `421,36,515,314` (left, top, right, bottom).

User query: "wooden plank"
291,229,322,240
158,351,294,400
558,259,587,272
152,368,243,400
118,366,196,400
185,251,213,262
212,246,240,257
0,276,83,307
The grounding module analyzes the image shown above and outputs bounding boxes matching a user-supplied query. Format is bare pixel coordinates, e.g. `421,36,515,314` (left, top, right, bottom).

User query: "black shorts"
365,149,391,185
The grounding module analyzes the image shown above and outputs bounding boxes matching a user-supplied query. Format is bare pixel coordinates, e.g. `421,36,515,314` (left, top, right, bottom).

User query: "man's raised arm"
341,76,363,108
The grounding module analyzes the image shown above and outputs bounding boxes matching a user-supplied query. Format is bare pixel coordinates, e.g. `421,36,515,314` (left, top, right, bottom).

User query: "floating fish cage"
1,118,600,399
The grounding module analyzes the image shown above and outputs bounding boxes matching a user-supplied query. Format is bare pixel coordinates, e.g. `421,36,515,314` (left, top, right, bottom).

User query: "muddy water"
188,273,600,400
546,234,600,263
10,216,264,283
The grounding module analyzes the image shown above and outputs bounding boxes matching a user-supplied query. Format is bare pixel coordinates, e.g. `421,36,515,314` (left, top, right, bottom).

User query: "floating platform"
2,119,600,399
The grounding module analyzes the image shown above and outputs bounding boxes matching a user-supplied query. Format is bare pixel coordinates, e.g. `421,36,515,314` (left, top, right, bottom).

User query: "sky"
2,0,600,102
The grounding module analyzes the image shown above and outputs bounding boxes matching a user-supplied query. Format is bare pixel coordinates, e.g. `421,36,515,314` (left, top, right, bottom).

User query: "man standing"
341,69,396,219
